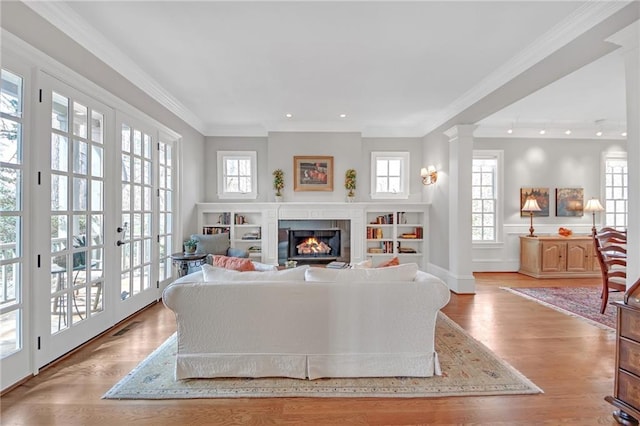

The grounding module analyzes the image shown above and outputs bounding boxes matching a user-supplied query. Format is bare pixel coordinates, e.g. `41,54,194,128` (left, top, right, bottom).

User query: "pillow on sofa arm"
190,233,249,258
191,233,230,255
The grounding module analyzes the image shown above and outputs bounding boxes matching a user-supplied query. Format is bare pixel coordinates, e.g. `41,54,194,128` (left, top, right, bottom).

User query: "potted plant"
183,238,198,255
345,169,356,200
273,169,284,201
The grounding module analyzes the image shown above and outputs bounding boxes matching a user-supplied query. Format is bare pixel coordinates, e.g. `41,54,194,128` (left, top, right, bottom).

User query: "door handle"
116,240,124,246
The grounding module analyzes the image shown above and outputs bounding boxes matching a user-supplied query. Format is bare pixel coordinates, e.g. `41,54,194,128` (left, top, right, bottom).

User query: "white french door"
114,113,162,319
34,73,115,366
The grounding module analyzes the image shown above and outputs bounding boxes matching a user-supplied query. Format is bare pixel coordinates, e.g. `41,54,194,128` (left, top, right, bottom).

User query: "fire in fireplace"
288,229,341,262
296,237,332,255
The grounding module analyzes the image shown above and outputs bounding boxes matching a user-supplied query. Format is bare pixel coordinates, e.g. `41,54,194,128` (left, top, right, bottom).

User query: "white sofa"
162,263,450,380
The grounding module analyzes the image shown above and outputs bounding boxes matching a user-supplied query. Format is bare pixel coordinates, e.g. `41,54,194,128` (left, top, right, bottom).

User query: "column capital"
444,124,478,141
606,20,640,52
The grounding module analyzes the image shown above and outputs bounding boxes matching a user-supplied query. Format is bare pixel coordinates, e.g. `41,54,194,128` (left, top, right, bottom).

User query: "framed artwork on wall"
556,188,584,216
520,187,550,217
293,156,334,191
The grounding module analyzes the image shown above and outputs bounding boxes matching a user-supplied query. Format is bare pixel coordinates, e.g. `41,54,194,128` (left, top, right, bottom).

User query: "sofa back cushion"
202,263,309,282
191,233,230,255
305,263,419,282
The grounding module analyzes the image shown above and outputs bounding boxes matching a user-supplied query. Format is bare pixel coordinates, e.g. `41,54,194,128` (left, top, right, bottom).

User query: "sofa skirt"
175,352,441,380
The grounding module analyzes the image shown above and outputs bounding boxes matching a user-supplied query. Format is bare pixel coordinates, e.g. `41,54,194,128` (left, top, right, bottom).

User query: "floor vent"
113,321,141,336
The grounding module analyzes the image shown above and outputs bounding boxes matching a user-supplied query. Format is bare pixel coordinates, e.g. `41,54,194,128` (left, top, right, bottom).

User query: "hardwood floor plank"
0,273,622,425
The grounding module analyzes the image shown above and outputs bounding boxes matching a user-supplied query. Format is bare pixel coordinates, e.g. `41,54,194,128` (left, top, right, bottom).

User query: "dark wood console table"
606,278,640,425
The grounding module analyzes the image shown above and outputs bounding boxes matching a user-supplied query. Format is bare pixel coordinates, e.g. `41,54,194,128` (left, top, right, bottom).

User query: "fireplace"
288,229,341,263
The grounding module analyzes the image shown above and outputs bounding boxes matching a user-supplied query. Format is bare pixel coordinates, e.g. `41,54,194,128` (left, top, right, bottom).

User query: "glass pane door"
117,120,158,317
49,93,105,332
36,73,113,366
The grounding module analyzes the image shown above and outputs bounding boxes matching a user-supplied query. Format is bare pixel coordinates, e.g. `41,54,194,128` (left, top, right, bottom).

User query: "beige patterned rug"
103,313,542,399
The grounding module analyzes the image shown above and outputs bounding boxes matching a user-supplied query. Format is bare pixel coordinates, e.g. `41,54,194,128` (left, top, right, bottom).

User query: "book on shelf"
241,231,261,240
203,226,230,235
326,261,349,269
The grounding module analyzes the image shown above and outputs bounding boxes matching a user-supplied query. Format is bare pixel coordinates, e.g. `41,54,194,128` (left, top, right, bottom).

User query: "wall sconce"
421,166,438,185
521,197,541,237
583,198,605,235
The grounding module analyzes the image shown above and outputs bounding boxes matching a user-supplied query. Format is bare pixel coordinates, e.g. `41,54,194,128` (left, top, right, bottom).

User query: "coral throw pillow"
377,256,400,268
211,255,256,272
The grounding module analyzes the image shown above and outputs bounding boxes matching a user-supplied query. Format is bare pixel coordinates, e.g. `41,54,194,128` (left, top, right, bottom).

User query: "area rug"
103,313,542,399
501,287,622,330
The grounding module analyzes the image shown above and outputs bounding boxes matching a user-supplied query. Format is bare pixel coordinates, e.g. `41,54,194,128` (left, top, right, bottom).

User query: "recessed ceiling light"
339,113,347,118
565,130,572,135
507,128,513,134
622,132,627,137
539,129,546,135
596,131,603,136
285,113,293,118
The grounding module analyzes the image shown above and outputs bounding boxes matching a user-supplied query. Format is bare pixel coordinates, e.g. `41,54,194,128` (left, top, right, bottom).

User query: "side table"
171,252,207,277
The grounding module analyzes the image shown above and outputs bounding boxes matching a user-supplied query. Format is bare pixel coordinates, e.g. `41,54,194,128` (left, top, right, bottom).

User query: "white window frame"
603,152,627,229
370,151,410,200
217,151,257,200
472,150,503,244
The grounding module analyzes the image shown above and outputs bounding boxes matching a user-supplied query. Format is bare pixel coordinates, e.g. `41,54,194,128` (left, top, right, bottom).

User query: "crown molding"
420,0,633,136
23,1,206,135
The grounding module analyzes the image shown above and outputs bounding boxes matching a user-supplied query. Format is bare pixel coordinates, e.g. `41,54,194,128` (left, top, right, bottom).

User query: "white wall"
205,132,426,205
473,137,627,271
422,132,450,274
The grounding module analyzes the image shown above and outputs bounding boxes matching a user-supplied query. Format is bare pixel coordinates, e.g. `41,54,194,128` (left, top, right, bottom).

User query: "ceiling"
25,1,637,139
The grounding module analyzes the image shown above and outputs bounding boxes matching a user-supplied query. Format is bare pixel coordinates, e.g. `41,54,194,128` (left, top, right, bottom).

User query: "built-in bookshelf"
198,207,265,261
365,209,425,267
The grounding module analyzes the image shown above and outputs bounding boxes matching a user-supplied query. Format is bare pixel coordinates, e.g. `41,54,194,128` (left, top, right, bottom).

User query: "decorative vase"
184,247,196,255
346,195,355,203
275,195,283,203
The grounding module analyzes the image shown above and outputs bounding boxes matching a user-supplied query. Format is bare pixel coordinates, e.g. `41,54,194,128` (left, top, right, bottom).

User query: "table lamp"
521,197,541,237
583,198,605,235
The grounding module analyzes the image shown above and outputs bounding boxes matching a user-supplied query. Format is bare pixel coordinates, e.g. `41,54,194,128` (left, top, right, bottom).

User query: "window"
217,151,257,200
472,151,502,242
370,152,409,199
604,155,627,229
0,68,24,357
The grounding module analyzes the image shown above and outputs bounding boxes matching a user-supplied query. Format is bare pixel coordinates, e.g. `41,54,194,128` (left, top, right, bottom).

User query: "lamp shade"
584,198,604,212
521,198,541,212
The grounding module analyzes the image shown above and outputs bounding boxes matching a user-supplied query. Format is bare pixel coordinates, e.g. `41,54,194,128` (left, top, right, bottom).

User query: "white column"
608,22,639,286
445,125,476,294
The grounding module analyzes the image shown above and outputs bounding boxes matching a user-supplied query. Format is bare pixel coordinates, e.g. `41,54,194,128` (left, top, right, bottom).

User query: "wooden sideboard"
606,279,640,425
519,235,600,278
607,302,640,425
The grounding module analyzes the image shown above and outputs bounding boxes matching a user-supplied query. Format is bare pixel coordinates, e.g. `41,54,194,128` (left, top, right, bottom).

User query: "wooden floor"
1,273,623,425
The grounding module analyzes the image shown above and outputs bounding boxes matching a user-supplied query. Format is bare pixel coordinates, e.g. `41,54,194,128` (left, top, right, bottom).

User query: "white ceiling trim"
23,0,206,135
421,0,632,136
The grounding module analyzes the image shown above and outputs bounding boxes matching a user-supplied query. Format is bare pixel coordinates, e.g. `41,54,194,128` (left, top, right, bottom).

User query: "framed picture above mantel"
293,156,334,191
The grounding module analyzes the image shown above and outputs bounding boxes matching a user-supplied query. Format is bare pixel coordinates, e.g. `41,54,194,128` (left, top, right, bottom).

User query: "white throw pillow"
251,261,278,271
304,263,418,282
202,263,308,281
351,259,372,269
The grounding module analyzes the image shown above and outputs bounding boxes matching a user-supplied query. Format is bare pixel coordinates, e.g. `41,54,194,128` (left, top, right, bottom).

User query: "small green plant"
345,169,356,197
273,169,284,196
183,238,198,253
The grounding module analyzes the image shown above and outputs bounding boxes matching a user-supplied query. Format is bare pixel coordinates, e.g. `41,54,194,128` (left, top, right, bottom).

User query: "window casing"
472,151,502,242
604,155,627,229
217,151,257,200
370,152,409,200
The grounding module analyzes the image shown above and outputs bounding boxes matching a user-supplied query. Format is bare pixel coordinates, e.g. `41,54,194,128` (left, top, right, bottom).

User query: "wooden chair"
594,233,627,314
